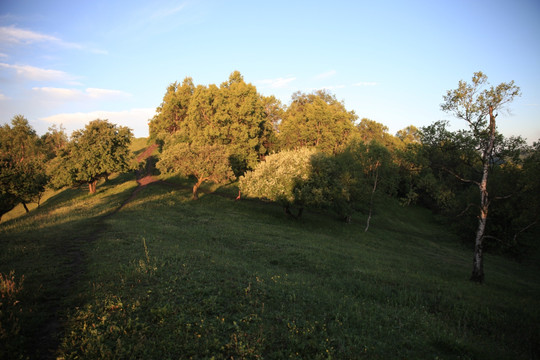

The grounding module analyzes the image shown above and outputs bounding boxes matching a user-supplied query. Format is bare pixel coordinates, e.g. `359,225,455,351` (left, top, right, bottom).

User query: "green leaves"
150,72,275,176
279,90,357,154
48,119,133,193
0,115,48,215
157,142,235,199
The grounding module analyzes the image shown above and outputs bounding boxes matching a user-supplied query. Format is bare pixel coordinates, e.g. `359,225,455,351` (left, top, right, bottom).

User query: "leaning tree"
441,71,520,283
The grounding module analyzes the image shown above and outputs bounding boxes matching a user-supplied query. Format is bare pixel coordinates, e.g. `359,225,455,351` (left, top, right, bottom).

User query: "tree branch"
513,220,539,244
441,166,480,186
457,203,477,217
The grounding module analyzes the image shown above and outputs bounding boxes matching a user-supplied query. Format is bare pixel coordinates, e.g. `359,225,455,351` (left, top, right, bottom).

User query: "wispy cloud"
315,70,337,79
0,93,8,101
86,88,131,99
0,53,8,58
150,3,187,19
0,62,76,82
40,108,154,136
0,25,83,50
32,87,131,100
0,25,106,54
258,76,296,89
353,81,377,87
32,87,82,99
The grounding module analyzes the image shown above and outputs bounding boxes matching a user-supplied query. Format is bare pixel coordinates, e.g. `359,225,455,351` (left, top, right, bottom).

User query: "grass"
1,166,539,359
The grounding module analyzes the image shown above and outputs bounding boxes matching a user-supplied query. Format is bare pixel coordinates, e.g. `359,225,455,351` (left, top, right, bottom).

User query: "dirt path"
35,144,160,359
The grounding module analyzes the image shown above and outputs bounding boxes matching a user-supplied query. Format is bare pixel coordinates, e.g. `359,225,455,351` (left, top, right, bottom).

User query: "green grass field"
1,143,539,359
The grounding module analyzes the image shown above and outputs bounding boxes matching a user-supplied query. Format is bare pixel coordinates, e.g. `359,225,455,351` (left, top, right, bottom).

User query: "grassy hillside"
1,146,539,359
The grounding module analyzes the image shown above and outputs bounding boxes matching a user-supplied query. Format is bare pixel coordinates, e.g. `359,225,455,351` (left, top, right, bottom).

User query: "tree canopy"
0,115,48,217
156,142,235,200
278,90,358,154
48,119,133,194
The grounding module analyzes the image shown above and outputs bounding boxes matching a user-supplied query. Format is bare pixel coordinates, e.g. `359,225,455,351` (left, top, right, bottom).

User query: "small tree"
441,71,520,283
240,148,317,218
0,115,48,216
157,142,234,200
48,119,133,194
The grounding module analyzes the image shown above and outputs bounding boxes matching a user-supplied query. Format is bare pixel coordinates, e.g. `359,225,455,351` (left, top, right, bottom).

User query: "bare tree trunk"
22,202,29,213
365,162,379,232
471,106,496,283
89,180,98,194
192,178,205,200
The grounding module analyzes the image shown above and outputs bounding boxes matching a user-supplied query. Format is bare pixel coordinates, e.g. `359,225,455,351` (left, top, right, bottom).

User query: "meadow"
1,142,539,359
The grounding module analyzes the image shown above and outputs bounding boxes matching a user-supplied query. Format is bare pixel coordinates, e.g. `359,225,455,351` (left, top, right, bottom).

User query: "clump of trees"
2,70,538,283
0,117,134,221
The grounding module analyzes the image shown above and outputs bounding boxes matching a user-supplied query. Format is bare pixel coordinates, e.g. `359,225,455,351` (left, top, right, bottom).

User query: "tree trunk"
192,178,205,200
89,180,98,194
470,106,496,283
365,162,379,232
22,202,29,213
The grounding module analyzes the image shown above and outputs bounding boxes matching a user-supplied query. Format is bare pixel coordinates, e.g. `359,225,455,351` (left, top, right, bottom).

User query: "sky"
1,0,539,143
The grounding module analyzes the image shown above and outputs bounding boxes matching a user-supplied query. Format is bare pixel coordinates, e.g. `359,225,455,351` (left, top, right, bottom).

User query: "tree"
156,142,234,200
149,77,195,147
48,119,133,194
239,148,317,218
355,118,399,149
279,90,357,154
440,71,520,283
0,115,48,217
335,140,398,227
41,124,68,160
396,125,421,145
153,72,274,176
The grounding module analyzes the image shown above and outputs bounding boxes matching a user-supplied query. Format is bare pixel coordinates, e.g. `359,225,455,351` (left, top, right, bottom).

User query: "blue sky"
1,0,539,142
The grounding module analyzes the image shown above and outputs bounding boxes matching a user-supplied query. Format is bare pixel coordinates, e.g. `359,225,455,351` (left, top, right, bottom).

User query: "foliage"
0,115,48,217
41,124,69,160
149,77,195,147
355,118,399,149
48,119,133,194
157,142,235,199
151,72,275,176
279,90,358,154
239,147,316,216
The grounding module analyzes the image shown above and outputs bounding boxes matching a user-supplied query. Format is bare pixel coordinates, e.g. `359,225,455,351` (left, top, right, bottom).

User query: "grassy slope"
1,146,539,359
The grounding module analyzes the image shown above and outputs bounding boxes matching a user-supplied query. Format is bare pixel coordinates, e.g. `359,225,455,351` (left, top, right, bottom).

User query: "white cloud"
40,108,154,137
0,53,8,58
0,25,60,44
315,70,337,79
32,87,82,99
353,81,377,87
0,25,106,54
0,93,8,100
258,77,296,89
0,62,75,82
86,88,131,99
32,87,132,102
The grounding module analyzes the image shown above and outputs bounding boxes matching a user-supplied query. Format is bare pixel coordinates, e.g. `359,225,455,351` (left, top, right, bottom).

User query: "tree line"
1,71,539,283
